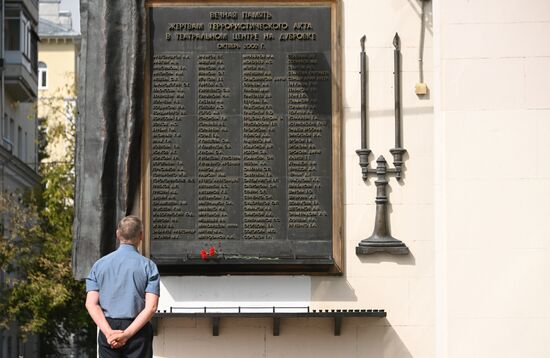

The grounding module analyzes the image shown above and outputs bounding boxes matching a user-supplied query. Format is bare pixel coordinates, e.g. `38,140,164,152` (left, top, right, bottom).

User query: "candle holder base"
356,149,372,181
356,235,410,255
389,148,406,180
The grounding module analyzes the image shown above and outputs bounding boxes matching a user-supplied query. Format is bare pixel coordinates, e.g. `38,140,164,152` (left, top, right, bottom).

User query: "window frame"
38,62,48,89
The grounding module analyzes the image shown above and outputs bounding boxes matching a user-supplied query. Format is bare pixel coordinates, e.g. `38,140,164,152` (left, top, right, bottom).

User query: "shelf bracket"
212,317,220,336
334,317,342,336
273,317,280,336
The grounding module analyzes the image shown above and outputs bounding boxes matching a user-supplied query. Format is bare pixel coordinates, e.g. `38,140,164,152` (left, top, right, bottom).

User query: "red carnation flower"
200,249,208,260
209,246,216,257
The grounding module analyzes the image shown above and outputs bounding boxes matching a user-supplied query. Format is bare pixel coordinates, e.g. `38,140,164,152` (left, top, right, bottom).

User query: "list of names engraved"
242,53,282,240
287,53,329,229
149,5,334,263
151,53,193,240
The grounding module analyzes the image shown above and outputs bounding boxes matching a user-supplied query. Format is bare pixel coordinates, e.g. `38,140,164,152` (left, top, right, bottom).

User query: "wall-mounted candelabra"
355,34,409,255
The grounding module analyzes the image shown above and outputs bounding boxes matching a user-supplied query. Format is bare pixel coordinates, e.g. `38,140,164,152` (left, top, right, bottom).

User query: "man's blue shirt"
86,244,160,319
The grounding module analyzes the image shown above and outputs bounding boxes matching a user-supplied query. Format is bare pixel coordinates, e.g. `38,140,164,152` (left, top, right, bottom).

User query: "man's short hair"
117,215,143,243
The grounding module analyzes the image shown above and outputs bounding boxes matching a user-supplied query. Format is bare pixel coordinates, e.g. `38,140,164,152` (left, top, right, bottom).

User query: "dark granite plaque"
148,3,338,273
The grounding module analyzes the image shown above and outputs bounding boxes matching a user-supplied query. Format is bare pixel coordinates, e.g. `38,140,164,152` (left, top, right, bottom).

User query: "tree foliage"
0,84,95,356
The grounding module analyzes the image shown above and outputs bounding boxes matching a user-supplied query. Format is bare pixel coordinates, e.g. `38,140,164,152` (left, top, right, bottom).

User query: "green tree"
0,84,96,356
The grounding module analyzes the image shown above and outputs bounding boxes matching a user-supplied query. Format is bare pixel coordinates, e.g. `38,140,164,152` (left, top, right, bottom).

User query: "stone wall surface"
437,0,550,357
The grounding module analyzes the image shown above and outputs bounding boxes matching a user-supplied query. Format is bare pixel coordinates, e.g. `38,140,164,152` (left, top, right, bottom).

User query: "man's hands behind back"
108,330,131,349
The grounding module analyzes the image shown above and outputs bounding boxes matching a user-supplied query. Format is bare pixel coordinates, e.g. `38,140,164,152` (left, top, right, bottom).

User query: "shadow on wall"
356,319,414,357
153,317,413,358
310,277,358,302
309,252,415,304
407,0,433,35
358,251,416,265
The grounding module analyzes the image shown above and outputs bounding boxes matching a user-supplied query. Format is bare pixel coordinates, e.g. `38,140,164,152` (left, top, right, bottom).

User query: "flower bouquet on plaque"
199,245,221,262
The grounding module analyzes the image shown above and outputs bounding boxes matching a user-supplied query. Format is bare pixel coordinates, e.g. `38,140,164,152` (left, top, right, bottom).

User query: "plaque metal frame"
141,0,343,274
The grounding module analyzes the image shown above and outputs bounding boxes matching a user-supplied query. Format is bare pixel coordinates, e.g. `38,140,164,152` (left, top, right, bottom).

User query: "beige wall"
38,39,78,162
436,0,550,357
38,40,77,97
308,0,434,356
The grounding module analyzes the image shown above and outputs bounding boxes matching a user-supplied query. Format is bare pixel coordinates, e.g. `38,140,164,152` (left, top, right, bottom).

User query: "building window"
21,13,37,70
4,7,38,73
38,62,48,89
24,131,28,163
5,9,21,51
2,114,8,140
17,126,22,159
18,337,24,357
9,119,15,143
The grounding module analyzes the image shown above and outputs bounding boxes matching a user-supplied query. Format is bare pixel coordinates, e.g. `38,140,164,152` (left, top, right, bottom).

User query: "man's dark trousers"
98,318,153,358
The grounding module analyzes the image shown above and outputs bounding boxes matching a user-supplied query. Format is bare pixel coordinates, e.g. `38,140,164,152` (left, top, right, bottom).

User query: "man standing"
85,215,160,357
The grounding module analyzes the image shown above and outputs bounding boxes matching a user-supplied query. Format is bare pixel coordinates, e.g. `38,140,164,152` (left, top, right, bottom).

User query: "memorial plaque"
146,0,342,274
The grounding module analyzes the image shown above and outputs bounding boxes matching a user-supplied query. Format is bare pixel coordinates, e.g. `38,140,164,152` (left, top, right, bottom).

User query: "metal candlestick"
355,33,409,255
391,33,406,180
360,35,369,151
356,35,371,180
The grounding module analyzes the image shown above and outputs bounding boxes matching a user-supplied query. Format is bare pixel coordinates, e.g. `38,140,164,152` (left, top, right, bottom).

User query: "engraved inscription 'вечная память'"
149,5,335,272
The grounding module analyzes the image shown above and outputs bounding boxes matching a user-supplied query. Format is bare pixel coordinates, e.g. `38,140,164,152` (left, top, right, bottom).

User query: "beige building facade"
139,0,550,357
37,0,79,163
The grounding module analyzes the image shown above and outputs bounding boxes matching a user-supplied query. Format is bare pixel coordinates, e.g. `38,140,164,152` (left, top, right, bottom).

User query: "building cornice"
0,146,41,188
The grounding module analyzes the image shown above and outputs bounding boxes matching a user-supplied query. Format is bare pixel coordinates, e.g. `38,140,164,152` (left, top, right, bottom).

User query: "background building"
1,0,78,356
37,0,79,162
0,0,39,191
0,0,41,357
